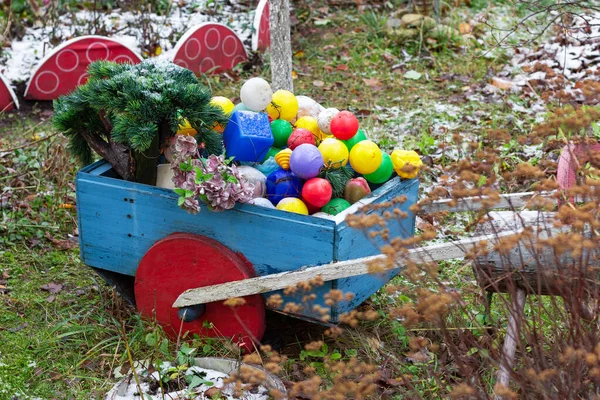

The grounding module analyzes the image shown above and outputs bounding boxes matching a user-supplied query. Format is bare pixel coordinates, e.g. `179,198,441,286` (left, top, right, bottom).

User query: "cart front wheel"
134,233,265,351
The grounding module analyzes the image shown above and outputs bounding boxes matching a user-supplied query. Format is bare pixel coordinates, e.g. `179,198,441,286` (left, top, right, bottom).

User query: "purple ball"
289,144,324,179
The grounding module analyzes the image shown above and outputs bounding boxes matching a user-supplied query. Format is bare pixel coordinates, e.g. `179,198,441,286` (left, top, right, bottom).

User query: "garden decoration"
0,72,19,112
172,23,248,75
252,0,271,52
25,36,143,101
54,59,228,185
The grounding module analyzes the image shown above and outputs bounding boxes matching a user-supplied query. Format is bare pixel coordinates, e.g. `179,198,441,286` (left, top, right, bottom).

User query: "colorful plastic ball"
295,116,321,140
249,197,276,209
288,128,316,150
210,96,235,116
344,177,371,204
318,138,349,168
240,78,273,112
238,166,267,198
234,102,250,112
391,149,423,179
266,90,298,121
290,144,324,179
296,96,324,119
349,140,382,175
321,198,352,216
302,198,321,214
302,178,333,208
271,119,293,148
317,108,339,135
276,197,309,215
266,169,304,205
364,152,394,184
342,128,367,151
263,147,281,162
330,111,359,140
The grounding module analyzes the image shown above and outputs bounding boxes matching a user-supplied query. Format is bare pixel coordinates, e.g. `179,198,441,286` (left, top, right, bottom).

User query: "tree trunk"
269,0,293,92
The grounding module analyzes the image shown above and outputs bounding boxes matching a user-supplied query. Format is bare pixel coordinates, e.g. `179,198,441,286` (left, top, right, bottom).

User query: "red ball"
287,128,316,150
302,178,333,208
330,111,359,140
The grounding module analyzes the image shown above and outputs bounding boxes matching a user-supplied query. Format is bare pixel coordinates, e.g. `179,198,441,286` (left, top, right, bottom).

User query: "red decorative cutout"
25,36,143,101
0,72,18,112
173,23,248,75
134,233,265,351
252,0,270,52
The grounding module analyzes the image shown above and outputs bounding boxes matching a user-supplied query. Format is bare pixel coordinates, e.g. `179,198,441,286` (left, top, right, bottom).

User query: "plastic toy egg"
344,177,371,204
318,138,349,168
364,152,394,184
240,78,273,112
295,116,321,140
330,111,359,140
266,90,298,121
276,197,309,215
266,169,304,205
321,198,351,215
249,197,276,208
317,108,339,135
391,149,423,179
290,144,324,179
275,148,292,170
349,140,382,175
342,129,367,151
296,96,324,119
238,166,267,198
271,119,293,148
302,178,333,208
288,128,316,150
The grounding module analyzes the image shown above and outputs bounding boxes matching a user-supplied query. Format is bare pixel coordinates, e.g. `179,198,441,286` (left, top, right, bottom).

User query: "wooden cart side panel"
332,178,419,319
75,167,336,279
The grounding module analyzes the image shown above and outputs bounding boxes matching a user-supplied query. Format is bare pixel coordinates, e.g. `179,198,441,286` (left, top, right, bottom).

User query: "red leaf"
336,64,349,71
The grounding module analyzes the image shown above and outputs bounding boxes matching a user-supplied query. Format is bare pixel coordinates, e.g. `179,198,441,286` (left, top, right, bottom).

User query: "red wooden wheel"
134,233,265,351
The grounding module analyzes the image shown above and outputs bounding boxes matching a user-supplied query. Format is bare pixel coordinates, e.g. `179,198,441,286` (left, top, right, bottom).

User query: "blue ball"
266,168,304,205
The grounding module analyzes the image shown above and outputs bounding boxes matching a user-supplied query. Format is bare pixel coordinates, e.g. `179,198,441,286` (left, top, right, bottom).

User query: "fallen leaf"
404,70,422,80
40,282,63,294
292,70,298,80
314,19,331,26
9,323,28,333
491,77,514,89
362,78,382,90
293,50,304,58
313,80,325,87
2,271,8,280
45,295,56,303
45,232,77,250
336,64,349,71
205,387,223,399
459,22,472,34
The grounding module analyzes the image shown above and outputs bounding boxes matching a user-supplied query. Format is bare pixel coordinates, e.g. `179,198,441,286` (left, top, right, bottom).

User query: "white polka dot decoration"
25,36,143,101
173,23,248,76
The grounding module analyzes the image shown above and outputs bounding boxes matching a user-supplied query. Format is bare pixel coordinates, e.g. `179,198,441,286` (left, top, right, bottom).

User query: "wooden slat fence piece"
419,191,557,214
172,230,522,308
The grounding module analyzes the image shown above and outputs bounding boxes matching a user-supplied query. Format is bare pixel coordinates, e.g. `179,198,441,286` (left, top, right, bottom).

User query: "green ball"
342,129,367,151
321,198,352,215
263,146,281,161
364,152,393,184
271,119,293,148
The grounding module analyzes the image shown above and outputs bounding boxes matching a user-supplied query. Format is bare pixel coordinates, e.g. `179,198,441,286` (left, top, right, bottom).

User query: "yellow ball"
276,197,308,215
210,96,235,132
349,140,382,174
295,116,322,139
267,90,298,121
391,149,423,179
318,138,349,168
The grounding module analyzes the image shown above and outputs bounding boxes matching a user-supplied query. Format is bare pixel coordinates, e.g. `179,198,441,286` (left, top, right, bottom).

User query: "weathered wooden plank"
172,230,521,308
420,191,557,214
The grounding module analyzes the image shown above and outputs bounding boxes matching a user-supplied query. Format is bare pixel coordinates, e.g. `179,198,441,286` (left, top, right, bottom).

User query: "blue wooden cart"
76,160,419,345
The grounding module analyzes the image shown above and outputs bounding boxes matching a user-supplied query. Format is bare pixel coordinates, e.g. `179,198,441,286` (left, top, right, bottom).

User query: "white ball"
238,166,267,198
240,78,273,112
317,108,339,135
249,197,275,208
296,96,325,119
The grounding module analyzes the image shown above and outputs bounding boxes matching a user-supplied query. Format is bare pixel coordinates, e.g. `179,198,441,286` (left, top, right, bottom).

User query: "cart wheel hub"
178,304,206,322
